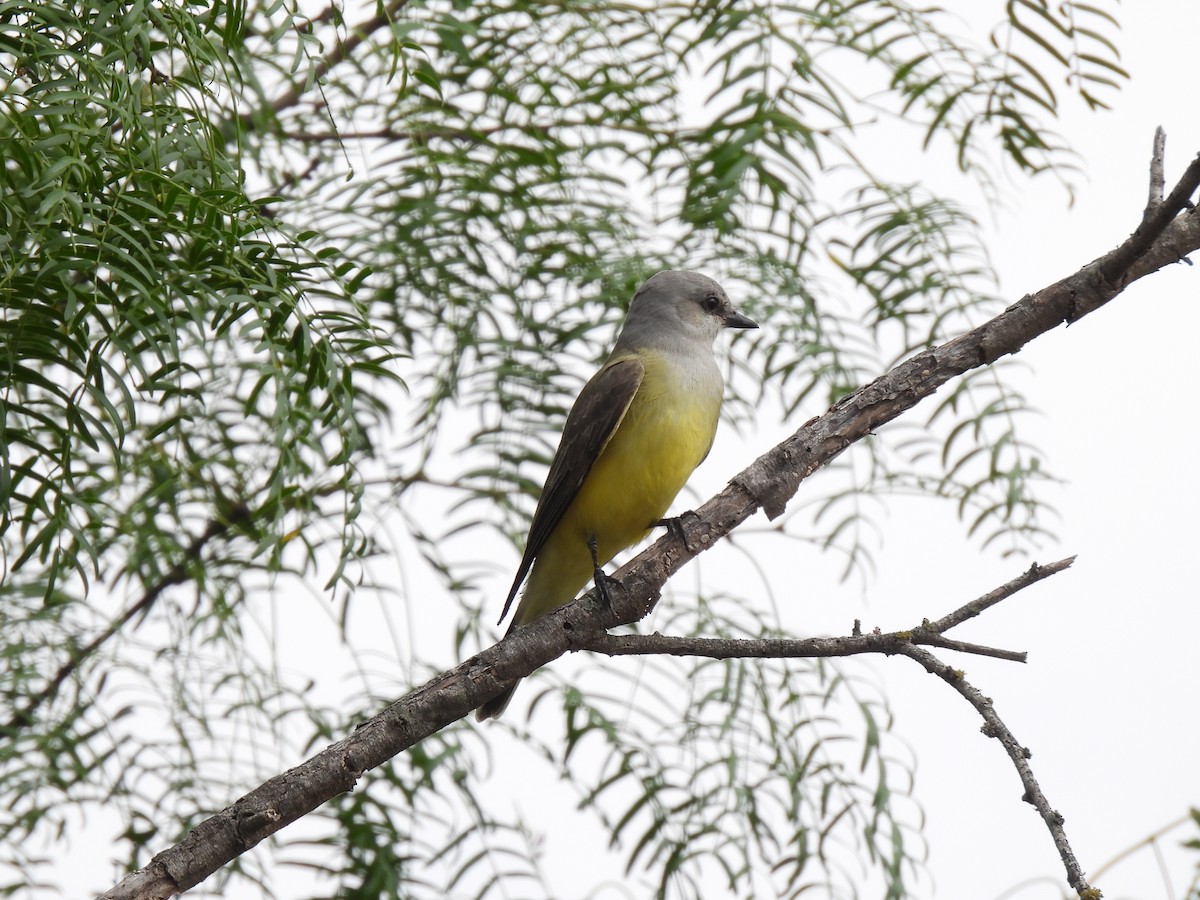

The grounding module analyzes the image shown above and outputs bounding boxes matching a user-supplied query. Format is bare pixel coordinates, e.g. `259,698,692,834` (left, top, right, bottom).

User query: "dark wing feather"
497,356,644,624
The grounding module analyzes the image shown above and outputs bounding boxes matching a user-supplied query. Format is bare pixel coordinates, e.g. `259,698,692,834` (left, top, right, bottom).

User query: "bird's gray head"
617,271,757,352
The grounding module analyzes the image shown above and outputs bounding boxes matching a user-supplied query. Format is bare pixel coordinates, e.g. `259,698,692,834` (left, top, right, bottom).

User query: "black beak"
722,309,758,329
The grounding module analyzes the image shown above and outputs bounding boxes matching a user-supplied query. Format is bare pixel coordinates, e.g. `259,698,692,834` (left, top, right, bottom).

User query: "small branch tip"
1149,128,1167,206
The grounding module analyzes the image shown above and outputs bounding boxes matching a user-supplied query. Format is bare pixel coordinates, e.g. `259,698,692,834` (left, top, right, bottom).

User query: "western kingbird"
476,271,757,720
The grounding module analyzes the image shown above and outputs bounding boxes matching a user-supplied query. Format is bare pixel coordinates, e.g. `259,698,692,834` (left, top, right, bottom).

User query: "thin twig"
1088,813,1192,886
908,633,1027,662
1148,126,1167,208
923,557,1075,634
5,515,238,731
583,561,1084,893
1100,132,1200,285
258,1,411,122
579,557,1068,661
894,644,1097,899
274,121,681,144
580,630,1029,663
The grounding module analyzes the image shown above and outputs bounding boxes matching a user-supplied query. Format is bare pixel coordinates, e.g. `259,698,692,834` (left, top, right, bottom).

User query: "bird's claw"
652,510,701,552
588,535,616,610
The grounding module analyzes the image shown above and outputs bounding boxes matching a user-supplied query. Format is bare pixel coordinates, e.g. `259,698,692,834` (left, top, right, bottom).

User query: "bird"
475,270,757,721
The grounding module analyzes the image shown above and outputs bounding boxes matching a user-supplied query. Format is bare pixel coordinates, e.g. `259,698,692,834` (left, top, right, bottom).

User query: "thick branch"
100,138,1200,899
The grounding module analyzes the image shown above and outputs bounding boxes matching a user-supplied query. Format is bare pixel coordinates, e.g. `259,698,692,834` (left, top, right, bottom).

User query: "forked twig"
579,556,1095,897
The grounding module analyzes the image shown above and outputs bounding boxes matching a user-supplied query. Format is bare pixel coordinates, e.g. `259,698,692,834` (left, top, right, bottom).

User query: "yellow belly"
514,356,721,624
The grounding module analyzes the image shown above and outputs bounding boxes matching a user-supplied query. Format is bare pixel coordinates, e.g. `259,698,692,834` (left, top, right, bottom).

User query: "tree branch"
1100,129,1200,285
1148,126,1167,209
893,645,1097,898
576,555,1096,897
100,135,1200,899
579,628,1031,664
236,0,411,132
924,556,1076,634
577,557,1079,662
7,514,243,732
581,556,1092,897
273,121,684,144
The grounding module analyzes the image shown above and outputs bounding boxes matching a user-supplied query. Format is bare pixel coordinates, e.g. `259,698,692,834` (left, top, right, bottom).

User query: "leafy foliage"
0,0,1126,897
0,0,393,888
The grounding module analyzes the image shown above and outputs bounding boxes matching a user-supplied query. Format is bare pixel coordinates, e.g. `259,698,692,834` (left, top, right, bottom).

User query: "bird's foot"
652,509,701,552
593,567,619,611
587,534,617,611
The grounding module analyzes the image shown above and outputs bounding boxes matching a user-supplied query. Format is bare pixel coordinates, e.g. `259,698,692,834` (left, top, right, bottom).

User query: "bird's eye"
701,295,721,313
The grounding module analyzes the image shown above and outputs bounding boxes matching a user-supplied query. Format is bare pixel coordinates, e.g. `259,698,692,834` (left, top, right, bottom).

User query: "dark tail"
475,616,522,721
475,679,520,721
